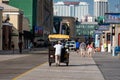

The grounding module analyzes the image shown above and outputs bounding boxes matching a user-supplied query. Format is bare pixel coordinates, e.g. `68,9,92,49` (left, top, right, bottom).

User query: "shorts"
80,48,86,53
88,48,92,53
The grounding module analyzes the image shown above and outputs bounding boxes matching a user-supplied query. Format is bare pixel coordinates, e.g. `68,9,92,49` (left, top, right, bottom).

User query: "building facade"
53,16,75,38
94,0,108,18
36,0,53,40
104,13,120,53
54,1,89,21
76,22,98,38
9,0,53,41
0,2,23,50
9,0,37,31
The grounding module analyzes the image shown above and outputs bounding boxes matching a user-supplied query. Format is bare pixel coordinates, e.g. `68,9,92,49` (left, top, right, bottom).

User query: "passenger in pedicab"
53,41,64,66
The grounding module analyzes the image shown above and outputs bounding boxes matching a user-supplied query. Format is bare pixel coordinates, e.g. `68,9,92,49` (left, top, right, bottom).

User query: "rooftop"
0,3,22,12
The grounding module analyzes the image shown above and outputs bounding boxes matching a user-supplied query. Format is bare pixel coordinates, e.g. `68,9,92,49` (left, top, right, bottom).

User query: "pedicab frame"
48,34,70,66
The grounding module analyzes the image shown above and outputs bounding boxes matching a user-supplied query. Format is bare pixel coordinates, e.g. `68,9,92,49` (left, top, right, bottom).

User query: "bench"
114,46,120,56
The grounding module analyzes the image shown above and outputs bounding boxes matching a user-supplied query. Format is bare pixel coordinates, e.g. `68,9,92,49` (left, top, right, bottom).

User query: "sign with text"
105,13,120,23
98,24,110,31
94,30,103,34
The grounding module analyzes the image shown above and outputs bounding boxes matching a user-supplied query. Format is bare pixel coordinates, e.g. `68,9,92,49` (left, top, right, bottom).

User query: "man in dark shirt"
18,41,23,53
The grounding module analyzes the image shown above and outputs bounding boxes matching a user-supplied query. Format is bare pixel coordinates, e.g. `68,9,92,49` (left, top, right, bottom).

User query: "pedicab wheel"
49,62,52,66
66,62,69,66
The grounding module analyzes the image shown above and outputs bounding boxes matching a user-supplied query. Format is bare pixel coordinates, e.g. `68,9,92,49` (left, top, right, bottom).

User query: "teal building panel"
9,0,37,30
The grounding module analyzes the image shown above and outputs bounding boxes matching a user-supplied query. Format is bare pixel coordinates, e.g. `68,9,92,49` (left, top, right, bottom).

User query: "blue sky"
53,0,120,16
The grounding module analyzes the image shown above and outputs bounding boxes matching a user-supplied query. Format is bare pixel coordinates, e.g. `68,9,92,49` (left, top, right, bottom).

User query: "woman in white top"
79,42,86,57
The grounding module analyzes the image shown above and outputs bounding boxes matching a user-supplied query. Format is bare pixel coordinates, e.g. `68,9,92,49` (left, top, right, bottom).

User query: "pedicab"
48,34,70,66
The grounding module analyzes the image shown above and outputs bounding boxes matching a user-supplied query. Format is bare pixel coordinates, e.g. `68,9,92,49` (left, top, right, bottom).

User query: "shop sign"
105,13,120,24
35,26,43,36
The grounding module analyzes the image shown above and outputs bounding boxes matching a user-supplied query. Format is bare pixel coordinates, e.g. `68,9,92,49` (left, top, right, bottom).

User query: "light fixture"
112,24,115,35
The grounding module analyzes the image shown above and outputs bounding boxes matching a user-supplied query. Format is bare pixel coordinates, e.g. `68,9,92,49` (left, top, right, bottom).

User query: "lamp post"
101,31,105,52
59,21,62,34
0,7,3,50
112,24,115,56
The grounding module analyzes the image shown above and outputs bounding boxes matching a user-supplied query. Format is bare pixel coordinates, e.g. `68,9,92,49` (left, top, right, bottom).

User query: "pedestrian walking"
28,41,33,51
4,43,8,50
11,41,15,53
104,42,107,52
75,41,80,53
79,41,86,57
18,41,23,53
53,41,63,66
87,42,95,57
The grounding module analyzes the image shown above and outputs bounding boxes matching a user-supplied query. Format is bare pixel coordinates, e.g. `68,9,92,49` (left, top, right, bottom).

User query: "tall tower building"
75,2,89,21
54,1,89,21
94,0,108,18
54,2,71,16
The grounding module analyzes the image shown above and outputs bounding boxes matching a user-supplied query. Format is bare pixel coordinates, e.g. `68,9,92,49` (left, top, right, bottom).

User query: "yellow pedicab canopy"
48,34,70,46
48,34,70,39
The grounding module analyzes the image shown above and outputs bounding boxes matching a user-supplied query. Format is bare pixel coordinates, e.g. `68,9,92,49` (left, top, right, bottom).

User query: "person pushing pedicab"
54,41,63,66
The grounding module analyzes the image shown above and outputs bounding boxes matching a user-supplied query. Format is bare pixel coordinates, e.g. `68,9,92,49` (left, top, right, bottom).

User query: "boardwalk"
13,51,105,80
